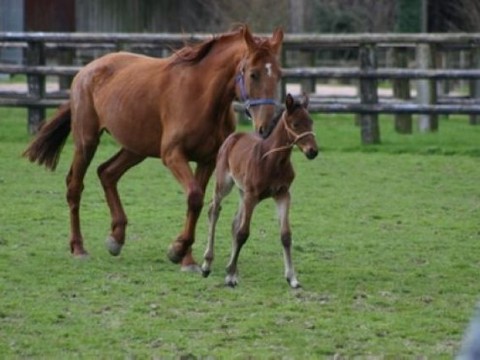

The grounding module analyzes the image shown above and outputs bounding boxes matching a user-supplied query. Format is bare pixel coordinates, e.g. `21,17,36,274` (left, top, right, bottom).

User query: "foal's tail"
23,102,72,171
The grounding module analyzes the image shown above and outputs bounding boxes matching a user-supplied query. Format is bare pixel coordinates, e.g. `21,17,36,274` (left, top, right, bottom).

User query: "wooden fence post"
393,47,412,133
469,47,480,125
58,49,74,90
299,49,316,94
416,43,438,132
358,43,380,144
26,40,46,134
436,50,449,97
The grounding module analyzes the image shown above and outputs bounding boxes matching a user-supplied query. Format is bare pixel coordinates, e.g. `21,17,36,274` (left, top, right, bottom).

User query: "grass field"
1,108,479,358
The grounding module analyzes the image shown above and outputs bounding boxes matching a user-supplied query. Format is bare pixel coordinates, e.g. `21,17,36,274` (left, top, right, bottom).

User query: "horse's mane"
170,25,246,66
170,25,273,67
170,37,218,66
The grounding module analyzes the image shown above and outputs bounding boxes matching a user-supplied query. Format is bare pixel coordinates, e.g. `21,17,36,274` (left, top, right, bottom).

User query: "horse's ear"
302,92,309,109
285,93,294,113
271,27,284,54
242,26,256,52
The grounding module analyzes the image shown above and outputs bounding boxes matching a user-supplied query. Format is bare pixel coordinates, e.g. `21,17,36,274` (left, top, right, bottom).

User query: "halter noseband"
235,69,278,119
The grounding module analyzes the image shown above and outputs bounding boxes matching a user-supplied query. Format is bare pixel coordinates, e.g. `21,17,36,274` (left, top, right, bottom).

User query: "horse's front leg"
225,193,257,287
274,191,300,288
164,151,208,270
179,162,216,272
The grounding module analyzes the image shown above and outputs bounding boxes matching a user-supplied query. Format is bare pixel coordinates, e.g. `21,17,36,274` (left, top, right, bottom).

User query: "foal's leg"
231,190,245,237
225,193,257,287
97,148,145,256
274,192,300,288
201,173,235,277
66,139,99,256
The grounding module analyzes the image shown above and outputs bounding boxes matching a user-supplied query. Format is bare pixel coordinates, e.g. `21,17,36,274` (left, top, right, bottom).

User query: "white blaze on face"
265,63,272,77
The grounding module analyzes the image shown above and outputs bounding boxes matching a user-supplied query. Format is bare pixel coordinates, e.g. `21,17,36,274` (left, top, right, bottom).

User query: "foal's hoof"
287,278,302,289
201,267,211,278
106,235,123,256
225,280,238,288
225,275,238,288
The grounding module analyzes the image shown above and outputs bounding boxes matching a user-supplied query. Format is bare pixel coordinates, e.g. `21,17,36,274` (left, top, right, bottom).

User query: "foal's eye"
250,71,260,81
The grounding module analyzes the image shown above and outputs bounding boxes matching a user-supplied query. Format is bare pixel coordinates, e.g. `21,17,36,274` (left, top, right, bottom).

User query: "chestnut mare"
201,94,318,288
23,26,284,270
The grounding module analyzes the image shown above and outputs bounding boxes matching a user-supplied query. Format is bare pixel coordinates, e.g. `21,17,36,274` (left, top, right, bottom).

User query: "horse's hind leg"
201,173,235,277
67,140,99,256
274,192,300,288
97,148,145,256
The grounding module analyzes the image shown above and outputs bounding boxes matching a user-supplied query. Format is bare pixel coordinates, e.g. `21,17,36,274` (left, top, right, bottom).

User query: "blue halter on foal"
235,70,279,119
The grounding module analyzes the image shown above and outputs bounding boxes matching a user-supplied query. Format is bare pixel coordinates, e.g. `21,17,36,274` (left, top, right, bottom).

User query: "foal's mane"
264,99,304,138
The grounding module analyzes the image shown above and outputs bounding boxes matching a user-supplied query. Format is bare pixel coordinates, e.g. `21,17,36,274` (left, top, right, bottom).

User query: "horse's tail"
23,102,72,171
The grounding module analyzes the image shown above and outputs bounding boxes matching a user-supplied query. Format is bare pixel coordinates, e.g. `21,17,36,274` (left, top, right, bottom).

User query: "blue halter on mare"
235,70,279,119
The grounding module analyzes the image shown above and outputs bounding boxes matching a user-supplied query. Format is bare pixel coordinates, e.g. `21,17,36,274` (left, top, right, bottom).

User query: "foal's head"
283,94,318,160
236,26,283,137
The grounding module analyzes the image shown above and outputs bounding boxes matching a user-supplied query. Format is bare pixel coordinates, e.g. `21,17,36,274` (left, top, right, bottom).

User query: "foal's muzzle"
305,148,318,160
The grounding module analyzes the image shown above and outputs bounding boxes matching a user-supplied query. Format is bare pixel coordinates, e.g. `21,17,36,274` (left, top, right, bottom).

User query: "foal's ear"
270,27,284,54
242,26,256,52
285,93,295,113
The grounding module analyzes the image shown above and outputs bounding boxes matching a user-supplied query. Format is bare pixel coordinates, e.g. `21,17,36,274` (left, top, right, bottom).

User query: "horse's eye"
250,71,259,81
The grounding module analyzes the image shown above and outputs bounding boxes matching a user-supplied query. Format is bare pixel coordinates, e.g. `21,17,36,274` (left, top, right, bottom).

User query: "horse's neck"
200,38,246,93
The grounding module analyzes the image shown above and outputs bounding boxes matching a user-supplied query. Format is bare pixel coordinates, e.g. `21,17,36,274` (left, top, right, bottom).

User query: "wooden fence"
1,32,480,143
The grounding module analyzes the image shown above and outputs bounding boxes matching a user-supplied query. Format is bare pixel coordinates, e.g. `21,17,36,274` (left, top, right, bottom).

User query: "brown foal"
201,94,318,287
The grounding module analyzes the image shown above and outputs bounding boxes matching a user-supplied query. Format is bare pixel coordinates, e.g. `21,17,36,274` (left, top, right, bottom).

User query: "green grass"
1,108,479,358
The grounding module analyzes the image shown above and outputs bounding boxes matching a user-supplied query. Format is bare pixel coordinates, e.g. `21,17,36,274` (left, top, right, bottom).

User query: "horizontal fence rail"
1,31,480,143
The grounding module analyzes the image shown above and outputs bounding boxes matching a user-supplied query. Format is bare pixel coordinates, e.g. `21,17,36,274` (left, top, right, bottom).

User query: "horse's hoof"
167,245,183,264
106,235,123,256
71,245,89,258
181,264,202,273
73,250,89,259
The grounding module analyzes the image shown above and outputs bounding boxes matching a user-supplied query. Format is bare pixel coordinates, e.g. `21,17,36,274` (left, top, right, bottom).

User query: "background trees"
1,0,479,34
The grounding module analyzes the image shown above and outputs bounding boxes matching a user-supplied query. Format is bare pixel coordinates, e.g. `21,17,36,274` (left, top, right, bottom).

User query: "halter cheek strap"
235,70,278,119
283,120,316,144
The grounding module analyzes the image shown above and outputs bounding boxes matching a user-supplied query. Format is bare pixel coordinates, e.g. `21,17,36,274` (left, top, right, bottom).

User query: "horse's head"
284,93,318,160
236,26,284,138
